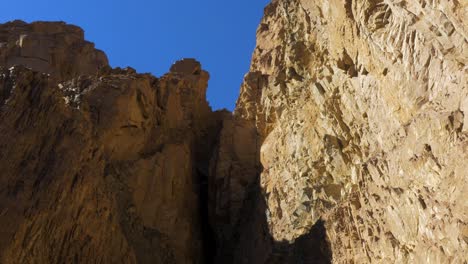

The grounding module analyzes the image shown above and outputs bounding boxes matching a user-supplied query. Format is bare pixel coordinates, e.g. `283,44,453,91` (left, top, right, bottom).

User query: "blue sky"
1,0,270,110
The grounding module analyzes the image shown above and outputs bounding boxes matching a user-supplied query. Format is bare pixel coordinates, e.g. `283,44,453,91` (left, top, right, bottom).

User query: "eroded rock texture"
1,0,467,262
0,21,222,264
212,0,467,263
0,20,108,80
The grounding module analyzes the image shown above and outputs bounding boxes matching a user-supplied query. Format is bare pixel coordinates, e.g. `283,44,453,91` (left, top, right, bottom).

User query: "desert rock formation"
0,0,467,263
0,20,108,80
0,21,223,264
212,0,467,263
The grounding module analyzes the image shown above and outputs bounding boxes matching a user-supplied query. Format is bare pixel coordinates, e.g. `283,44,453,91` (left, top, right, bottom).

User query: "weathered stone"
0,22,222,263
1,0,467,262
211,0,467,263
0,20,108,81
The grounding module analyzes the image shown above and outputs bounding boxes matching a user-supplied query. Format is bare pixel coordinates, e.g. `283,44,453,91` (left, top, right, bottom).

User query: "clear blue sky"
1,0,270,110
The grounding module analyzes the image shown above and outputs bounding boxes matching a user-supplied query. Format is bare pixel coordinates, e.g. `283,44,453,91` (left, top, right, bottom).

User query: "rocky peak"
170,58,203,75
0,20,108,81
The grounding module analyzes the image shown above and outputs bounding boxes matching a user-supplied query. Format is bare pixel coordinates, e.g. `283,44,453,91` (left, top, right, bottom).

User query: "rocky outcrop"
0,21,223,264
211,0,467,263
1,0,467,262
0,20,108,80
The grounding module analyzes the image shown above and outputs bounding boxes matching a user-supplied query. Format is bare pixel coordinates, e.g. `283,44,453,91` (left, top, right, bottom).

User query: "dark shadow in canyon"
212,173,332,264
196,168,217,264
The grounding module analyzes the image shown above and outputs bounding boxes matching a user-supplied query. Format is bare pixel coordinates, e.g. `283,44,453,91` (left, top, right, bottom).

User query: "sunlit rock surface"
0,0,467,262
212,0,467,263
0,20,108,80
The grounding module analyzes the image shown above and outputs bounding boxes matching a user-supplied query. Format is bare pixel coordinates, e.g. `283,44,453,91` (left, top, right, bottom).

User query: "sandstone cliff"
0,0,467,263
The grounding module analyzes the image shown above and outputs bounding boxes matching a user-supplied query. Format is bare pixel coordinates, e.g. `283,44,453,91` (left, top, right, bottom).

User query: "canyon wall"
0,0,467,263
212,0,467,263
0,21,222,264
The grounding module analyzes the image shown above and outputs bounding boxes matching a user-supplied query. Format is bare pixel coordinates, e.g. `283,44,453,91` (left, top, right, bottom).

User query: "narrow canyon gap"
0,0,467,263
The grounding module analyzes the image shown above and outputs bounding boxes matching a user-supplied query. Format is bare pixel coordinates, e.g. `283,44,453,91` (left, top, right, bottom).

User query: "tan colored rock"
0,20,108,81
0,21,222,262
212,0,467,263
1,0,467,262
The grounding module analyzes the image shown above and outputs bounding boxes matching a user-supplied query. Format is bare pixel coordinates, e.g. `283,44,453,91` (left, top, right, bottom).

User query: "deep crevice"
196,168,217,264
209,160,333,263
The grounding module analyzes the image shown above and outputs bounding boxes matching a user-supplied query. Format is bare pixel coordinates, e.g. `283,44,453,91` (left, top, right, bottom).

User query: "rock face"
0,20,108,80
0,21,222,264
0,0,467,262
211,0,467,263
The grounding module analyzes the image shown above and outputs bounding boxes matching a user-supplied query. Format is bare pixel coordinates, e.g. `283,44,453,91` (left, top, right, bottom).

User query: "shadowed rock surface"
0,0,467,263
0,21,224,264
